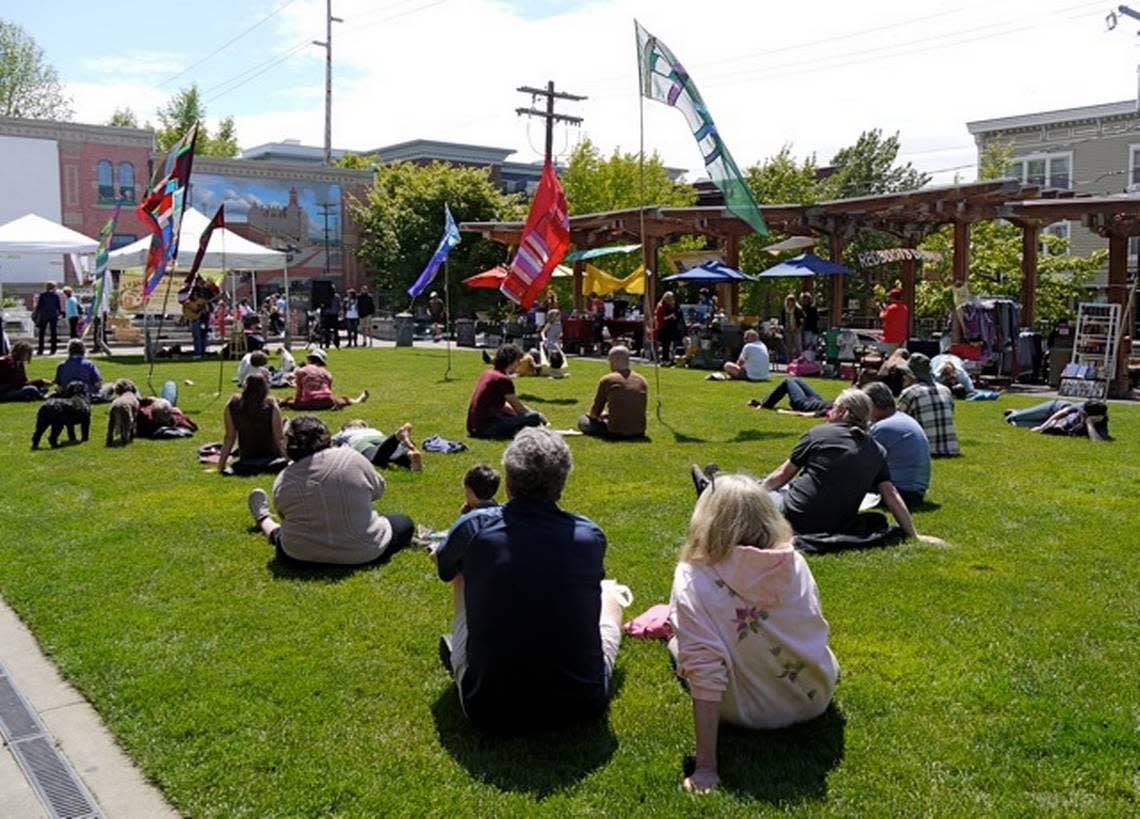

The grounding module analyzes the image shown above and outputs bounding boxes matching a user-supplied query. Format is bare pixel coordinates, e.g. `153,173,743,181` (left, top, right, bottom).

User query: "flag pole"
147,265,176,395
215,227,228,399
634,20,662,420
444,257,453,380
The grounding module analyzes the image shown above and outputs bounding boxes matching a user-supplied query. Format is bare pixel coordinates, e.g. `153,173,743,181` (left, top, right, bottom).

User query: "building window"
1129,144,1140,188
1008,152,1072,190
1040,221,1070,255
118,162,135,202
97,160,114,202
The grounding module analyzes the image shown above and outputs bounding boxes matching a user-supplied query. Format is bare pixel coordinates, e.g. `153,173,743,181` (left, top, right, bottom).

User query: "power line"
157,0,299,88
202,39,313,103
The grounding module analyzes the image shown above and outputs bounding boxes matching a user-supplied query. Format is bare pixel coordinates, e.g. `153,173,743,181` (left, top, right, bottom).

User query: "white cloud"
64,0,1140,188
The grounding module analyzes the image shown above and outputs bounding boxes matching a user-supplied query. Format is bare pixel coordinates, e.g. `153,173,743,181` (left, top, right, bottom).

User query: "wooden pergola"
462,181,1138,390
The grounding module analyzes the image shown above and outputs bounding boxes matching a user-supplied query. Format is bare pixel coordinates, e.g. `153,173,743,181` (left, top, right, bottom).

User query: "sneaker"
247,488,270,524
438,634,454,675
601,579,634,608
690,463,711,495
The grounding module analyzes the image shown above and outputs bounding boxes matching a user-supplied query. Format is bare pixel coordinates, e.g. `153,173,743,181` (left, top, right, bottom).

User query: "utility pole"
515,81,586,164
312,0,343,164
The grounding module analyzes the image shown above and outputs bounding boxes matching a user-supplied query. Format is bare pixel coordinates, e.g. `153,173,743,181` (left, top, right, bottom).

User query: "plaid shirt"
898,382,959,456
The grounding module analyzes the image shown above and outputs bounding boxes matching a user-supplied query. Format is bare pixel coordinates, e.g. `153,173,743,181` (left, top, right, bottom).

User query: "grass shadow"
731,428,797,443
430,669,624,798
517,393,579,406
657,418,709,444
911,499,942,512
264,540,405,582
684,703,847,804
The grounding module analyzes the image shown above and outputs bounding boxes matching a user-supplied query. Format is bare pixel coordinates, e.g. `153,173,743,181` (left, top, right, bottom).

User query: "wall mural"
189,173,343,279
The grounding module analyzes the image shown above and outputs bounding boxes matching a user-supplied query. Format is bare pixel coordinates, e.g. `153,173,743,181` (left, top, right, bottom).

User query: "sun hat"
308,348,328,365
888,288,903,300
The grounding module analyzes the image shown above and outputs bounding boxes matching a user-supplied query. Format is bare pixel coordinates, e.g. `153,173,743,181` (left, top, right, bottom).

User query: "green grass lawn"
1,348,1138,817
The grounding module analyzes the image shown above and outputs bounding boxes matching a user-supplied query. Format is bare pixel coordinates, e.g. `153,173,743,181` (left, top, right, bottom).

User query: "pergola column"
1107,230,1130,394
828,232,845,327
952,220,971,286
1020,222,1039,328
900,249,916,339
572,259,585,312
723,234,740,317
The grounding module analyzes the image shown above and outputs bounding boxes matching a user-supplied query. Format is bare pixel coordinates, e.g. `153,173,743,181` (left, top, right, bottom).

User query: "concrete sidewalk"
0,599,177,818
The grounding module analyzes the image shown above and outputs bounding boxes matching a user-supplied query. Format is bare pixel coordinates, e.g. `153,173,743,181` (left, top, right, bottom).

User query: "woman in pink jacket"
669,473,840,793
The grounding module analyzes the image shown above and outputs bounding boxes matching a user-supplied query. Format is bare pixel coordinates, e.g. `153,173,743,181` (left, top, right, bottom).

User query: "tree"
336,152,380,171
0,19,72,119
828,129,929,198
349,161,523,314
106,107,138,128
916,142,1105,324
562,137,696,215
155,84,239,158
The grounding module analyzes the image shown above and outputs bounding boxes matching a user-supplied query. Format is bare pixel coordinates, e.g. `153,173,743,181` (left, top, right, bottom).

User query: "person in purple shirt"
54,339,103,399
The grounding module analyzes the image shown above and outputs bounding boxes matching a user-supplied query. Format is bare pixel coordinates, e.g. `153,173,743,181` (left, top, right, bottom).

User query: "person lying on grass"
705,389,943,542
432,427,630,734
247,415,414,567
332,419,423,471
670,473,840,794
748,376,832,417
466,343,547,439
1004,399,1110,441
280,348,368,411
218,371,288,476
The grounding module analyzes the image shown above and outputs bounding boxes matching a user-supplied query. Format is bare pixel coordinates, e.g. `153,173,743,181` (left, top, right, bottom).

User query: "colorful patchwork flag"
407,205,461,298
79,201,122,338
635,21,767,237
138,125,198,300
500,161,570,308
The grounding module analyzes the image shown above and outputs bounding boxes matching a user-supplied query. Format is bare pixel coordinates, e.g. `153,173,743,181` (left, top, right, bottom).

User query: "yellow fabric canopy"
584,263,645,296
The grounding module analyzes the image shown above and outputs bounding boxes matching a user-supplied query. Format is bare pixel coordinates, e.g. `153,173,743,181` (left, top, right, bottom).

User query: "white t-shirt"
739,341,770,381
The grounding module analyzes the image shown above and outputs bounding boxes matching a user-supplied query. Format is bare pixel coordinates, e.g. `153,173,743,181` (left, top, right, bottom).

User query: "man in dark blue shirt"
435,427,626,734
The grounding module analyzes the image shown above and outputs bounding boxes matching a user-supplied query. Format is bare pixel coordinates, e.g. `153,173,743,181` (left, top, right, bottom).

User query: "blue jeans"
191,318,208,357
476,411,543,439
1005,399,1073,428
761,377,831,412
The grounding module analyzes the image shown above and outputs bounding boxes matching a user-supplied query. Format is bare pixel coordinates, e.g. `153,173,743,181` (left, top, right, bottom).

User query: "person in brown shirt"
578,346,648,439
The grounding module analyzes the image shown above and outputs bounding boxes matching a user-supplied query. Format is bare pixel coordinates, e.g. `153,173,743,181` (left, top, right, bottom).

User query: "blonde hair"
680,474,793,564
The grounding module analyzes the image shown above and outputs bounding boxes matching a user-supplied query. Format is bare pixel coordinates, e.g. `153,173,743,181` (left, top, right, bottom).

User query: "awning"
107,207,286,270
758,253,851,278
0,213,98,254
661,260,757,284
761,235,816,255
563,243,642,262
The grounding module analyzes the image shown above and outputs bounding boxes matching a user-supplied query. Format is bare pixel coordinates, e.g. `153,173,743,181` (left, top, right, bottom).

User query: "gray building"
968,99,1140,280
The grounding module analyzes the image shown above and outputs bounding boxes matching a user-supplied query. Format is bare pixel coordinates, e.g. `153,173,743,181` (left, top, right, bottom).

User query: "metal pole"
283,258,291,352
635,20,660,417
544,80,555,163
444,257,453,380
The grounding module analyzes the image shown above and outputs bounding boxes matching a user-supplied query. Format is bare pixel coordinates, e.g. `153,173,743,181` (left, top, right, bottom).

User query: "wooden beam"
952,220,971,286
900,252,916,340
1107,231,1130,394
829,232,844,327
1020,222,1038,328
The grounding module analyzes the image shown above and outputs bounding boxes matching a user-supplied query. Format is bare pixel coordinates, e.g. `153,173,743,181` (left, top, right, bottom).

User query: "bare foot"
408,451,423,472
396,421,413,442
355,389,370,404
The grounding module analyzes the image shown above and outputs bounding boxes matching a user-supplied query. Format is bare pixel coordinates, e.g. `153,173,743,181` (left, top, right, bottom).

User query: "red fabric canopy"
462,265,508,289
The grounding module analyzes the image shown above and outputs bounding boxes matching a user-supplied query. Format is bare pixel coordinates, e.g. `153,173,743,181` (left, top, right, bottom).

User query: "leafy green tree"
0,19,72,119
828,129,929,198
350,161,522,314
155,85,238,158
336,152,380,170
562,137,696,215
106,107,138,128
917,141,1105,324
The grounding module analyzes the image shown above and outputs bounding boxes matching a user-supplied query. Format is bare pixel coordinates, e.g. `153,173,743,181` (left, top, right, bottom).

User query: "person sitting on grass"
1004,399,1110,440
332,419,423,471
876,347,914,397
864,382,930,508
670,473,840,794
898,353,960,457
217,371,287,476
578,345,647,439
281,348,368,411
705,389,943,542
0,341,49,402
749,376,832,416
515,348,544,377
723,329,770,382
433,427,630,734
136,397,198,438
54,339,103,400
465,343,546,439
235,349,270,387
459,463,500,514
247,415,414,567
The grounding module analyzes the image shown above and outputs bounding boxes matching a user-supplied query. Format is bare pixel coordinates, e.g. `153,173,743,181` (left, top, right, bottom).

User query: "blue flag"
408,205,462,298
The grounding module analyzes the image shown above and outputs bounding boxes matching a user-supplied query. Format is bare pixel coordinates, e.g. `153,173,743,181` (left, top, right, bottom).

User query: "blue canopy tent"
661,260,758,284
758,253,851,278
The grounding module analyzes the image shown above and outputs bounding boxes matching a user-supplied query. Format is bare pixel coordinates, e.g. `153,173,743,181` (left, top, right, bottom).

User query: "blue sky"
5,0,1140,187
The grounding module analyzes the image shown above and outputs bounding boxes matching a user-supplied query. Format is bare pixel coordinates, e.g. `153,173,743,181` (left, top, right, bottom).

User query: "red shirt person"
880,288,909,348
466,344,546,439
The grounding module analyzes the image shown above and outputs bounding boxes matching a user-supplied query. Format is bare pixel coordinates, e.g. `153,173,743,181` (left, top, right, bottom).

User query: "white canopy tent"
108,208,291,346
0,214,99,344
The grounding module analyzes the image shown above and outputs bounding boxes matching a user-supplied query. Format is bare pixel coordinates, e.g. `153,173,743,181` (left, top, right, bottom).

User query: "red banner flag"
500,161,569,309
187,204,225,283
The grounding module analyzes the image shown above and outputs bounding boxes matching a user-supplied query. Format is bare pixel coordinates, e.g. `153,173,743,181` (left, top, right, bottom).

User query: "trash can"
456,318,476,347
394,312,414,347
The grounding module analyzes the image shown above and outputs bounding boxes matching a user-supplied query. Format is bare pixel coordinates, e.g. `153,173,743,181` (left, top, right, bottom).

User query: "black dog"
32,381,91,449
